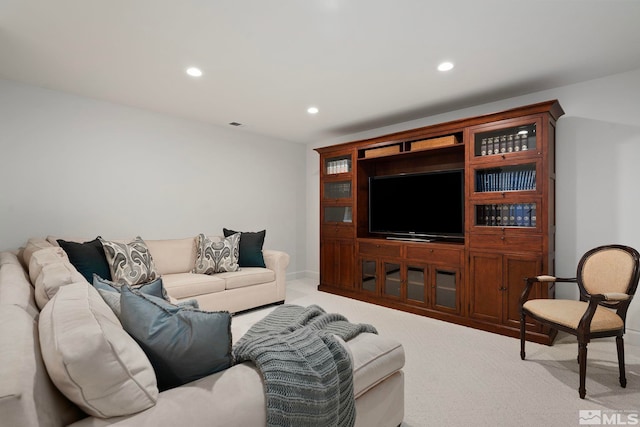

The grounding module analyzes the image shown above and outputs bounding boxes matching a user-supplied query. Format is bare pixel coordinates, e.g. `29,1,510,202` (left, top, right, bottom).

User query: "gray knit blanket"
232,304,377,427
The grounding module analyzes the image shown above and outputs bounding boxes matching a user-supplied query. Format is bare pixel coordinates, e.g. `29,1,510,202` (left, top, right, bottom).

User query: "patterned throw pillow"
99,237,159,286
193,233,240,274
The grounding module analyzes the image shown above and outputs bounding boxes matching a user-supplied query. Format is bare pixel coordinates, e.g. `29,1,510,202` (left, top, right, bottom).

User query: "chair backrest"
577,245,640,309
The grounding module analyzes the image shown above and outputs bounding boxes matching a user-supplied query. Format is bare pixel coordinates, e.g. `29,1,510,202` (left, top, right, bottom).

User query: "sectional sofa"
0,235,405,426
30,234,291,314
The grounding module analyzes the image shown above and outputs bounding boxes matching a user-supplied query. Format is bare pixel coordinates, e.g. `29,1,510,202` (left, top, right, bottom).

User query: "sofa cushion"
99,236,159,286
0,305,84,427
0,252,39,317
39,282,158,418
161,273,226,299
34,261,86,310
57,237,112,282
216,267,275,290
144,238,197,275
193,233,240,274
119,286,233,391
223,228,266,267
347,333,406,398
21,237,53,268
28,247,69,284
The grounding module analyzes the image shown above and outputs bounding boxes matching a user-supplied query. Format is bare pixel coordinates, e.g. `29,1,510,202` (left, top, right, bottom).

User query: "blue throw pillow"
222,228,266,267
119,285,232,391
58,238,112,282
93,274,167,316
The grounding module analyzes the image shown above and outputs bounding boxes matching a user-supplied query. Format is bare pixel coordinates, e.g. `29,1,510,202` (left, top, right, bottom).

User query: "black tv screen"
368,169,464,239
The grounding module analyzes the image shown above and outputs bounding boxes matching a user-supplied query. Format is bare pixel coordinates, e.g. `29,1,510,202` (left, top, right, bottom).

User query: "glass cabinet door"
324,206,353,224
324,154,352,175
434,269,457,310
406,266,426,303
383,262,401,297
361,259,377,293
475,203,537,228
474,163,537,193
474,123,536,158
323,181,352,200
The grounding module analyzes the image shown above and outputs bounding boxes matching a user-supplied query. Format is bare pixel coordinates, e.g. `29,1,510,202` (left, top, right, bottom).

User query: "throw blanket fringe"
232,304,377,427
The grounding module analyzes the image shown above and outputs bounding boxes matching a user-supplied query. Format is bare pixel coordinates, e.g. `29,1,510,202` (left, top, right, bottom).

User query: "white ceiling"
2,0,640,144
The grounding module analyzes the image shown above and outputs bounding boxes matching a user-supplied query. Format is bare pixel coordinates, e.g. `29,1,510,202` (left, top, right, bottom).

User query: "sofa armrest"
263,250,290,302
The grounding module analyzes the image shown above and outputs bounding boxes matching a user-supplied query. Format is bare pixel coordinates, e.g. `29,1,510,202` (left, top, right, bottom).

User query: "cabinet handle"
499,286,507,291
501,236,505,240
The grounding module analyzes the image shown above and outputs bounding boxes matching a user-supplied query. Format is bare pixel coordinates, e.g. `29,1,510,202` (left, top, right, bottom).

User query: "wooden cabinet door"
502,254,542,330
468,252,503,323
320,239,355,289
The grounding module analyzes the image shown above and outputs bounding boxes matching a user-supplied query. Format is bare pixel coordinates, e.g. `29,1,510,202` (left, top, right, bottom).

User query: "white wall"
0,79,307,276
306,68,640,344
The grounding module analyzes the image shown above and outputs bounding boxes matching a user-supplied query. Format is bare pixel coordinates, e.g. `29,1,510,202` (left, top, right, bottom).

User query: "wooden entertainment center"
316,100,564,344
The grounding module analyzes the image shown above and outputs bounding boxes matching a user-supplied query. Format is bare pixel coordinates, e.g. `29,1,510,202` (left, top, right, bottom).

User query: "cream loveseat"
0,238,405,427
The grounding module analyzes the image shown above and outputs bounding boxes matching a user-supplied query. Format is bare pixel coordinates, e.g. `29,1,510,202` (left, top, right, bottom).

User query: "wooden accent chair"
519,244,640,399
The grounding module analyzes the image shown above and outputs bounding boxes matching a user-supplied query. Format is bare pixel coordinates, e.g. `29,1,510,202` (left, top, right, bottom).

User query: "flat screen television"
368,169,464,241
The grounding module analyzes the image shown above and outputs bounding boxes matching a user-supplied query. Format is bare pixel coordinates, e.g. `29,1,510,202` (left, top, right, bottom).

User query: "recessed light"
307,106,319,114
186,67,203,77
437,62,454,72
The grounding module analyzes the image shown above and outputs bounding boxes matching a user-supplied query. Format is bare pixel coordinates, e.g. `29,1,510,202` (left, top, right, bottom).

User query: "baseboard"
625,328,640,347
285,271,316,281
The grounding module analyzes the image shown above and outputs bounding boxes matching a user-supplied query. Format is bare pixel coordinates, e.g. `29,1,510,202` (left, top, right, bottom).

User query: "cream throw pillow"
34,261,86,310
28,247,69,284
39,282,158,418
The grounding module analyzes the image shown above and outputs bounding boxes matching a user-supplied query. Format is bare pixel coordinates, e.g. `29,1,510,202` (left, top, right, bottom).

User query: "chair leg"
616,336,627,388
578,341,588,399
520,313,526,360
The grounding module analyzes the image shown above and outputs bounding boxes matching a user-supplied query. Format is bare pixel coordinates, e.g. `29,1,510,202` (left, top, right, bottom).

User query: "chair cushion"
581,248,636,295
523,299,624,332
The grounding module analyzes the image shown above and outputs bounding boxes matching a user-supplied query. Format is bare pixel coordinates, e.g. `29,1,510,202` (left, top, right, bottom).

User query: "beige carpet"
233,278,640,427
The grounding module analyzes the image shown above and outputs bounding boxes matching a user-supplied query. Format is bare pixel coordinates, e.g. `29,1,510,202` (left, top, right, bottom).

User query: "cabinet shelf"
357,133,463,160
